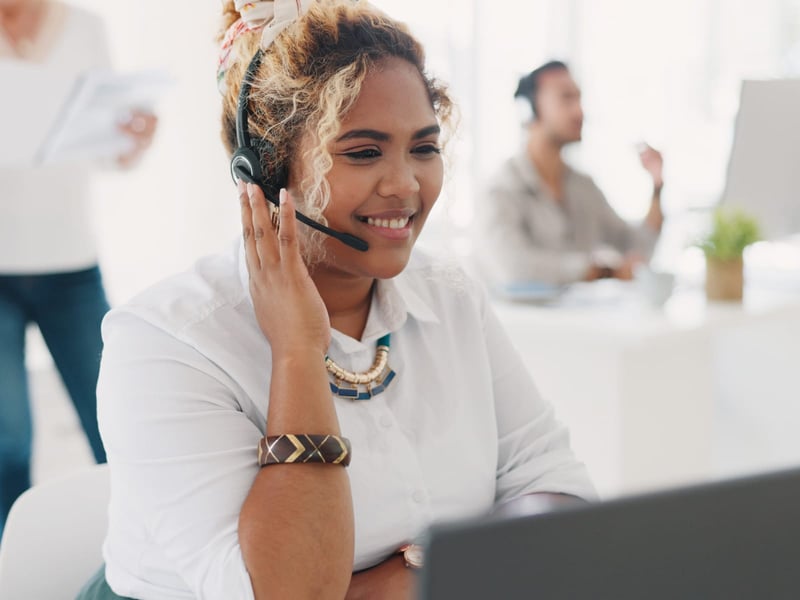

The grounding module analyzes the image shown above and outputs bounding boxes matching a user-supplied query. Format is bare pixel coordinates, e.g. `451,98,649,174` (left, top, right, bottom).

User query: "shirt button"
379,415,393,428
412,490,425,503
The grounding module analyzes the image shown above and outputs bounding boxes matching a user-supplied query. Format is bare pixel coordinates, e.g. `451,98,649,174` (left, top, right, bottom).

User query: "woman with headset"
81,1,595,598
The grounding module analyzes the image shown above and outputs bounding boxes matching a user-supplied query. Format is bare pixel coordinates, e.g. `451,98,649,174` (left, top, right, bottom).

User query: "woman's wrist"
267,349,339,435
271,346,328,368
346,554,415,600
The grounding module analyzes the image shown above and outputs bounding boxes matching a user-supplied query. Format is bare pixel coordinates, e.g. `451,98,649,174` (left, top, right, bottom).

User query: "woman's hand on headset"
239,180,331,358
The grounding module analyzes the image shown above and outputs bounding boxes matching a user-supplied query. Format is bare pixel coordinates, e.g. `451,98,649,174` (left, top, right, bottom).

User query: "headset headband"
236,49,264,150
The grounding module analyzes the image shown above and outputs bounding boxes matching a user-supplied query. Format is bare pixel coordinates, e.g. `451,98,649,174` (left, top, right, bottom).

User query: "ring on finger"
269,202,280,231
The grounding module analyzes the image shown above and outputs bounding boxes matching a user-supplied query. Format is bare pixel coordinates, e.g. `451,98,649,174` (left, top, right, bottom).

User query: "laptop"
419,468,800,599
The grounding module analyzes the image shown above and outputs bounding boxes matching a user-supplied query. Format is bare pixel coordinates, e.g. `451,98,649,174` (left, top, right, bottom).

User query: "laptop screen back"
420,468,800,600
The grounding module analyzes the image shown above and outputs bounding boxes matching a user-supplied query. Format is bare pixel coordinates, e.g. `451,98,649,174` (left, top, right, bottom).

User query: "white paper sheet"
38,68,173,165
0,63,172,167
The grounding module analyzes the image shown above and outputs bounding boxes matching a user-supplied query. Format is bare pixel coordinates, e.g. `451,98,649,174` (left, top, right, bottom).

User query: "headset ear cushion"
230,146,264,183
252,139,288,196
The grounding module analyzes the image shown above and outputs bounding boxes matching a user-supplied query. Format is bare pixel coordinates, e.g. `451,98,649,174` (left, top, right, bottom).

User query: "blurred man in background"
478,61,664,286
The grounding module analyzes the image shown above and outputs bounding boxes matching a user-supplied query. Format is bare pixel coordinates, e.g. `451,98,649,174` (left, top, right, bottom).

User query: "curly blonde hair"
219,0,453,263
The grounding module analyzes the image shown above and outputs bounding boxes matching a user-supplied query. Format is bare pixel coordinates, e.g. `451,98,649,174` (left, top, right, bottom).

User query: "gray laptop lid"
419,468,800,600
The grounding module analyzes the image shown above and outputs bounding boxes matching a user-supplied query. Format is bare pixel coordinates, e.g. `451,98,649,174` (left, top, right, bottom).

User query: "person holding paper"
0,0,157,536
476,61,665,286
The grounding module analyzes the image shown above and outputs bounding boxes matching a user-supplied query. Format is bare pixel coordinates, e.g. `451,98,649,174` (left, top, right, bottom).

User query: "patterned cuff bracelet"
258,434,352,467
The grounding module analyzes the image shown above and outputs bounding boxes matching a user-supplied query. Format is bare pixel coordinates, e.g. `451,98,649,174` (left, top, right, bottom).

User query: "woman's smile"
355,208,417,240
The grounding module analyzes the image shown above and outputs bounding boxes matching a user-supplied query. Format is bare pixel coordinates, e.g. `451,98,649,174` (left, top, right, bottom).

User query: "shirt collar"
333,262,440,353
237,239,439,351
375,267,440,329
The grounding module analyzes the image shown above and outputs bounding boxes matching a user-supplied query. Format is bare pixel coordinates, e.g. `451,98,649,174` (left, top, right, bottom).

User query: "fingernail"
246,183,255,197
237,179,245,194
279,188,287,205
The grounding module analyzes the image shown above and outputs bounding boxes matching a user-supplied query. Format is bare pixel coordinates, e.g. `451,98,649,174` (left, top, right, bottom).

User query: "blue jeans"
0,266,109,536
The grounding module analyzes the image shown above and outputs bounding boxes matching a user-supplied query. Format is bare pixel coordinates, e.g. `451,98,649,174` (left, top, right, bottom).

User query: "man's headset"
230,49,369,252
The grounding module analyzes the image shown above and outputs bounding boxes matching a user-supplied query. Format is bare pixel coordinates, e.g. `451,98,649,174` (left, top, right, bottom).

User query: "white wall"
71,0,239,305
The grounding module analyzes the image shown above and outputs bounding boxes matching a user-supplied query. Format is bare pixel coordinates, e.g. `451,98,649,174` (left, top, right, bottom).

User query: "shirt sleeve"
590,180,659,260
478,289,598,503
98,311,258,600
479,179,593,286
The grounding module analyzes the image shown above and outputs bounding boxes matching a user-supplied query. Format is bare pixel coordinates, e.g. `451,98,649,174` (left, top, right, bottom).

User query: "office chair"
0,464,110,599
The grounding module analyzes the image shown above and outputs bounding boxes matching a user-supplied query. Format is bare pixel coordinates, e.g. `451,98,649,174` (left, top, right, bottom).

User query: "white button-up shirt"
98,240,595,600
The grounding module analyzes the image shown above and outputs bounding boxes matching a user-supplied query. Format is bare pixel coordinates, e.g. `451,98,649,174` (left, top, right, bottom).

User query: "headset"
230,49,369,252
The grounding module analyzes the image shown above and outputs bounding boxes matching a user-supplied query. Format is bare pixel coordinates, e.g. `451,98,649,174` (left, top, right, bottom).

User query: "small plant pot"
705,256,743,301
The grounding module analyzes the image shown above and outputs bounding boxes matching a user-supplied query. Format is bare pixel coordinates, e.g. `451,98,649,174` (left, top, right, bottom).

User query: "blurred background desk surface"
491,251,800,499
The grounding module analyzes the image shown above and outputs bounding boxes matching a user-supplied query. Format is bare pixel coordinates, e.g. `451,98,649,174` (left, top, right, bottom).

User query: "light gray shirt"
476,151,658,285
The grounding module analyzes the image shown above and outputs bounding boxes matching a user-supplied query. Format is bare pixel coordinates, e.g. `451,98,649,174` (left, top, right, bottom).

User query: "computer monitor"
721,79,800,239
419,467,800,599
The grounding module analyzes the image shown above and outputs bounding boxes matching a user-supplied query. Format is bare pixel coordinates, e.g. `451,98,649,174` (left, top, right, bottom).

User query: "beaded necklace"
325,334,396,400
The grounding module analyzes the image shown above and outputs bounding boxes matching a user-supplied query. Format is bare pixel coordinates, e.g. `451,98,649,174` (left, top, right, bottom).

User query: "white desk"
492,275,800,499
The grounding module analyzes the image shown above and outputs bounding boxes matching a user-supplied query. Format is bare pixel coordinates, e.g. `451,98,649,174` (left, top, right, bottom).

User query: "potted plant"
697,208,761,301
